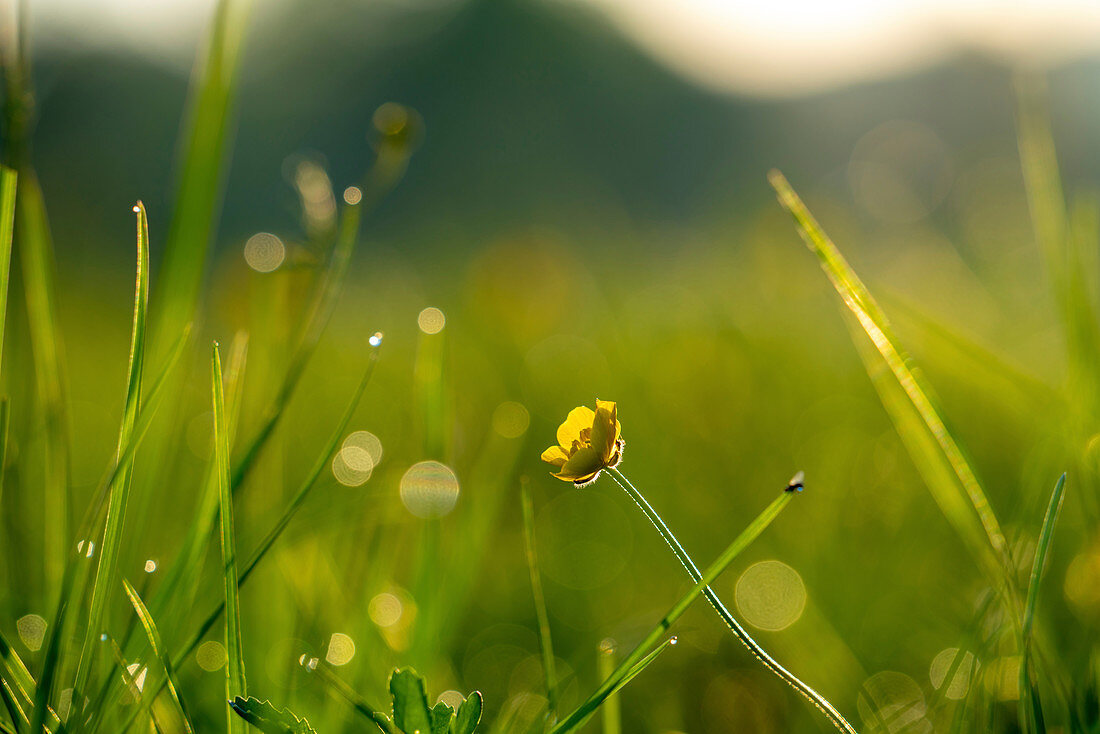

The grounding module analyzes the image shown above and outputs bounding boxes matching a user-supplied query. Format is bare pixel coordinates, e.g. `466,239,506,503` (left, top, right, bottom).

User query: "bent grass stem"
604,467,859,734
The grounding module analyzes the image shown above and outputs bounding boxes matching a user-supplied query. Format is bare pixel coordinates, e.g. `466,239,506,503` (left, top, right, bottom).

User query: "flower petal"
541,445,569,467
596,398,622,443
556,406,595,448
554,445,603,481
590,401,618,464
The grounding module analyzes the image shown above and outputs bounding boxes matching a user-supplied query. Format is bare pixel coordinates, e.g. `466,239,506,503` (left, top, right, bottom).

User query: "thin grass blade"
551,487,794,734
171,341,380,667
121,580,194,734
149,0,249,364
0,165,16,379
213,342,247,733
1018,474,1067,732
768,169,1012,604
73,201,150,699
521,482,557,716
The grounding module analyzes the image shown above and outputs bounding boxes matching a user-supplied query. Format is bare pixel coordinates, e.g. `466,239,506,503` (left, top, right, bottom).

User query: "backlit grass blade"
15,170,72,590
3,10,73,589
213,342,247,734
0,165,16,379
145,331,248,632
122,579,195,734
171,342,381,668
229,195,362,492
149,0,249,364
103,635,165,733
230,120,415,494
551,486,795,734
312,662,393,734
521,482,558,717
768,170,1012,603
596,640,620,734
1019,474,1067,732
73,201,150,699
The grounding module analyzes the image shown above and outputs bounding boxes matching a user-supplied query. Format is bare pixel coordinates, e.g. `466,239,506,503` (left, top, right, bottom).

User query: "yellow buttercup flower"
541,400,624,486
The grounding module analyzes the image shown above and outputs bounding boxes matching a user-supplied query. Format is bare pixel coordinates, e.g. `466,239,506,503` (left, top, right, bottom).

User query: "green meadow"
1,0,1099,732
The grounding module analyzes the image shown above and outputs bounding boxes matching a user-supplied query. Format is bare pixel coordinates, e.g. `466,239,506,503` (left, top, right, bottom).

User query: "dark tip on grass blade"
213,342,247,733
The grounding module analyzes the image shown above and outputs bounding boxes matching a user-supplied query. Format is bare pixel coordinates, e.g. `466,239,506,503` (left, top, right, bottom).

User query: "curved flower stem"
605,467,859,734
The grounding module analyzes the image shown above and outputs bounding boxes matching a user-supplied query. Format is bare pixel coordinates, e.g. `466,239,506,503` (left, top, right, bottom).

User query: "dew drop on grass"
369,331,384,347
144,559,157,573
669,636,678,646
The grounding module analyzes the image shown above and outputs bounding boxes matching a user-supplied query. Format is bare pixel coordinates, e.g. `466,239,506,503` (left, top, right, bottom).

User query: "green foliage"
229,696,317,734
389,668,434,734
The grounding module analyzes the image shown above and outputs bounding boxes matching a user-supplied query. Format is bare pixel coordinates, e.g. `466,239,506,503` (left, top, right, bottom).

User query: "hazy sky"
18,0,1100,96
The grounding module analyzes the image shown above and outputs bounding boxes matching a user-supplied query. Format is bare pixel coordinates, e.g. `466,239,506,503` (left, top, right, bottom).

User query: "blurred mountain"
12,0,1100,266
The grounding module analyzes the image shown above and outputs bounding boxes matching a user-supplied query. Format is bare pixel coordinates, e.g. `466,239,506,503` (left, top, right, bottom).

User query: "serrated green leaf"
430,701,453,734
389,668,433,734
452,691,482,734
229,696,316,734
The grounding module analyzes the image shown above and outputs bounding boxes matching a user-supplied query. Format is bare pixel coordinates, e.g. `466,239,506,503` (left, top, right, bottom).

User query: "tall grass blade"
121,580,194,734
312,663,393,734
171,342,381,667
73,201,150,700
768,169,1012,604
149,0,248,363
1019,474,1067,732
3,5,73,591
0,165,16,379
212,342,247,733
551,483,796,734
596,641,620,734
14,171,72,592
230,120,415,494
520,482,557,717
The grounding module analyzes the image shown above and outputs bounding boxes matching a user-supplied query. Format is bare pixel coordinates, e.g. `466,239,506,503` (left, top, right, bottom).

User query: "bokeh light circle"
243,232,286,273
734,560,807,631
399,461,460,518
418,307,446,334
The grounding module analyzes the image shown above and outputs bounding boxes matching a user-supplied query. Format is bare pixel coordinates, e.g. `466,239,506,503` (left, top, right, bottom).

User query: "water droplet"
100,633,108,641
369,332,384,347
144,559,157,573
132,205,141,213
669,636,678,645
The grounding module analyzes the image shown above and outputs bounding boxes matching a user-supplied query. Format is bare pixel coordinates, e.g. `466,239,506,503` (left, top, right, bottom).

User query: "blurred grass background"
3,0,1100,731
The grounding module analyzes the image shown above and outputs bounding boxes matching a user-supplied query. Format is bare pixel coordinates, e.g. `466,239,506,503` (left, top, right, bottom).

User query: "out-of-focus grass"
2,1,1100,733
